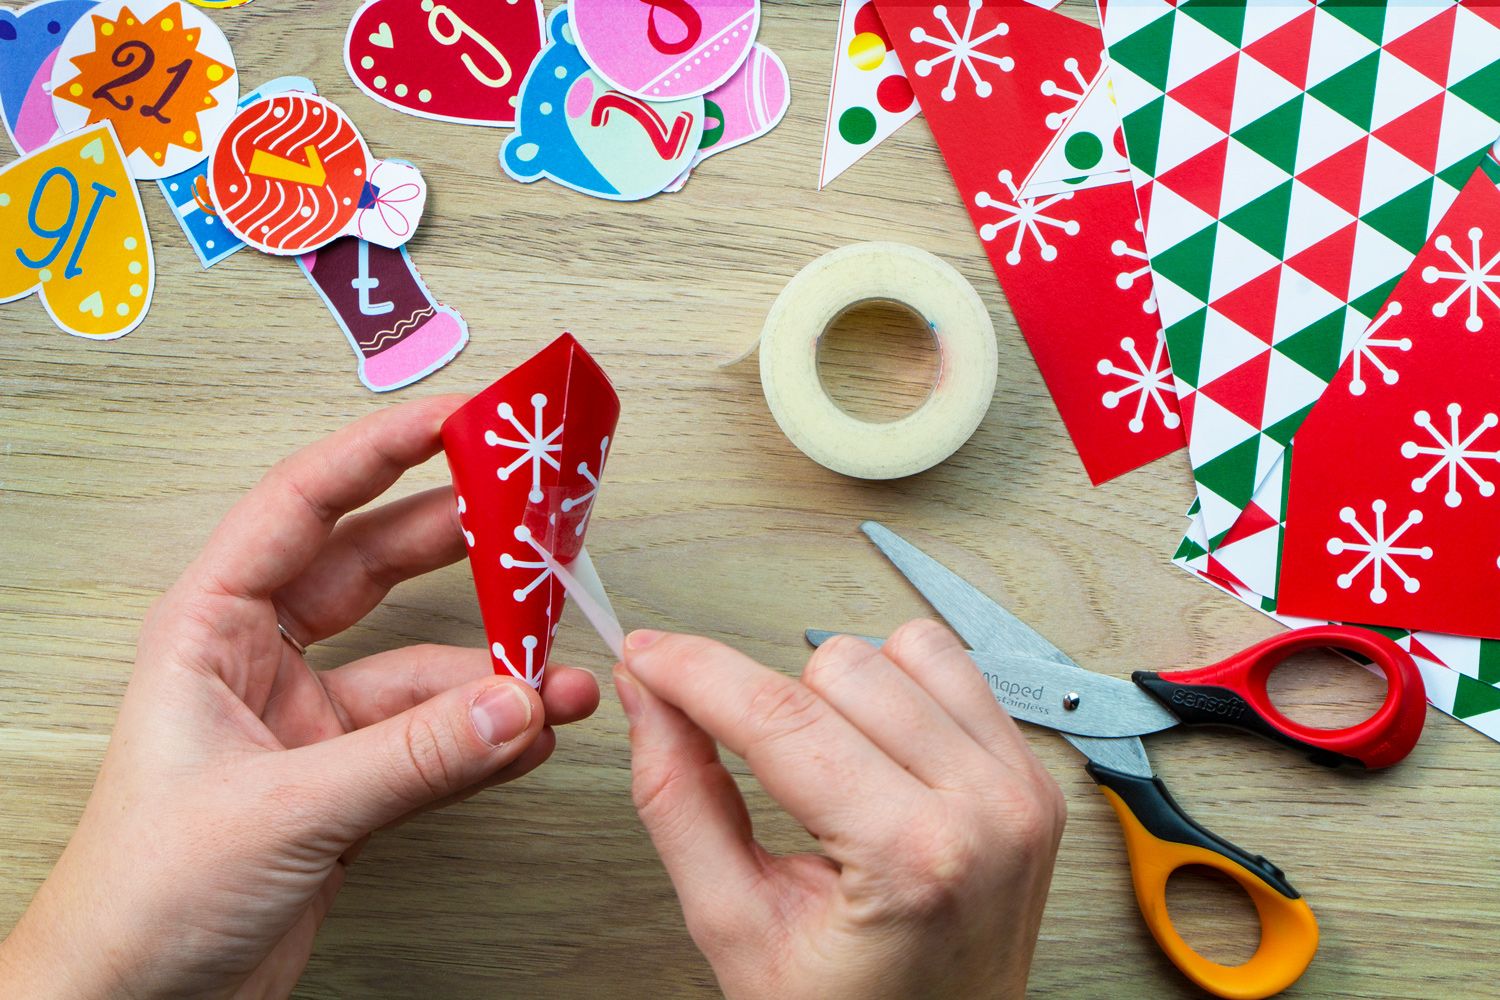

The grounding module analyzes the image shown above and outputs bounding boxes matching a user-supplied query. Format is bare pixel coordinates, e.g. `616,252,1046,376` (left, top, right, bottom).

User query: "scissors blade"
1061,733,1154,779
860,522,1080,669
804,631,1179,738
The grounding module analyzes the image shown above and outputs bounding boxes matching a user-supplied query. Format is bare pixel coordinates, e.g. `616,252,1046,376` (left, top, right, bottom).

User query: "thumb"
294,674,543,837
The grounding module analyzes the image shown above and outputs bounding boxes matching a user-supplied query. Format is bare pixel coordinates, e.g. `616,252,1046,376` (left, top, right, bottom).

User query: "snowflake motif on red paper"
491,636,542,687
908,0,1014,102
485,393,562,503
500,524,556,603
1348,301,1410,396
1401,403,1500,508
1327,500,1432,604
975,168,1079,265
1111,218,1157,315
1422,226,1500,333
1097,331,1180,433
559,436,609,537
1040,56,1089,129
456,495,476,548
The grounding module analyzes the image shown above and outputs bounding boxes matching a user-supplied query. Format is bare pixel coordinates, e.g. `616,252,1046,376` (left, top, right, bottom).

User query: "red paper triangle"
1296,135,1370,218
1243,9,1316,90
1156,137,1231,218
1170,53,1239,135
1220,499,1280,547
1197,350,1272,428
1285,222,1359,300
1208,265,1282,343
1205,555,1251,593
1405,635,1449,667
1372,94,1448,174
1382,6,1458,88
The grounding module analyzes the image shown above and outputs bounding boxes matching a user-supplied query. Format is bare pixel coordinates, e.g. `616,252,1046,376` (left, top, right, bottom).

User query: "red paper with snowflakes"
1279,160,1500,639
442,334,618,687
876,0,1183,484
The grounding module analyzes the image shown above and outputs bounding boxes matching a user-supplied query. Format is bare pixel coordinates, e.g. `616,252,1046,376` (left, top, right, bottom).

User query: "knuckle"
872,816,980,921
802,634,883,691
884,618,961,664
740,676,826,748
392,714,462,805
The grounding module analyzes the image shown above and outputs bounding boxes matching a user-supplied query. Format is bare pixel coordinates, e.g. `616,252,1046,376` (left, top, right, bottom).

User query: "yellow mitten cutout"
0,122,153,340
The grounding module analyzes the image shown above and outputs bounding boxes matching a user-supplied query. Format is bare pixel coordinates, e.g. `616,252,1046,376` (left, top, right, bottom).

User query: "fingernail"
626,629,664,651
470,684,533,747
614,667,643,725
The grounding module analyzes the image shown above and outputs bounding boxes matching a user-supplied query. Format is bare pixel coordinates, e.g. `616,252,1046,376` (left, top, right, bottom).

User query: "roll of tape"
759,242,998,479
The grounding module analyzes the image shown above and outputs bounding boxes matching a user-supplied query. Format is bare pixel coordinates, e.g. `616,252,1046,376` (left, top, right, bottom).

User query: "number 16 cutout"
50,0,238,180
0,122,154,339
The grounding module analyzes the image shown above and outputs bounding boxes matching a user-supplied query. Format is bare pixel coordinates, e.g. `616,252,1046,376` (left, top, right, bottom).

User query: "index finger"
623,631,930,860
193,394,468,599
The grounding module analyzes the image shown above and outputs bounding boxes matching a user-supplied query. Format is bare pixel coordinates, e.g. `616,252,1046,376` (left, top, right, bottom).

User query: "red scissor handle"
1133,625,1426,770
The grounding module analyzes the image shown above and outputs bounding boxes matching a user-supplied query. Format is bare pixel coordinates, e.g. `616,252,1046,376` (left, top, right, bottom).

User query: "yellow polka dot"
154,150,164,161
183,130,197,144
69,83,83,96
100,22,114,35
203,96,213,105
160,17,173,30
125,17,135,25
206,65,224,82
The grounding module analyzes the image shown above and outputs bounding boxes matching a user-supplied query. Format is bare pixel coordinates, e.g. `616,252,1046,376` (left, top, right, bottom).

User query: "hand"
615,621,1065,1000
0,396,600,1000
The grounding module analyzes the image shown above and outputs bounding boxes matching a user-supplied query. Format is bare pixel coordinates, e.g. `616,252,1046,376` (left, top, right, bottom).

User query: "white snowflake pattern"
1401,402,1500,508
1327,499,1432,604
1111,218,1157,315
491,636,542,686
975,169,1079,265
499,524,556,603
1348,301,1410,396
456,495,475,547
484,393,561,503
1097,331,1181,433
909,0,1013,102
1422,226,1500,332
559,436,609,537
1040,56,1090,129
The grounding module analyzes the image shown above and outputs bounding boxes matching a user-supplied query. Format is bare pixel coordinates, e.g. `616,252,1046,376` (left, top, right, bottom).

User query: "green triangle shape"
1163,308,1209,387
1261,401,1316,448
1361,178,1437,255
1453,672,1500,720
1307,52,1380,131
1349,277,1401,322
1122,96,1166,177
1478,641,1500,686
1173,535,1208,563
1221,180,1294,259
1231,94,1303,175
1187,497,1202,516
1152,225,1218,304
1479,156,1500,188
1449,59,1500,124
1319,0,1385,44
1275,306,1346,383
1195,435,1263,520
1182,0,1246,48
1111,13,1176,93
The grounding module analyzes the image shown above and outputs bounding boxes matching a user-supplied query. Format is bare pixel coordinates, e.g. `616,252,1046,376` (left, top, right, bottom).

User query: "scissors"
807,522,1427,1000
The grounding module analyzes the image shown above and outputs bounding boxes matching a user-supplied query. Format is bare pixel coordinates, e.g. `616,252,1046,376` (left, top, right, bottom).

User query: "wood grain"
2,2,1497,997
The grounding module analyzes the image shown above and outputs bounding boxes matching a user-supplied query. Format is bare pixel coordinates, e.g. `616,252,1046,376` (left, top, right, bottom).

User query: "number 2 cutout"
15,167,117,280
591,92,693,160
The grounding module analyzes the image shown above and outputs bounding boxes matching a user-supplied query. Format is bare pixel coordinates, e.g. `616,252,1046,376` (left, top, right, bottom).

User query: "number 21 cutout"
502,7,702,202
0,122,155,340
51,0,238,180
570,0,758,101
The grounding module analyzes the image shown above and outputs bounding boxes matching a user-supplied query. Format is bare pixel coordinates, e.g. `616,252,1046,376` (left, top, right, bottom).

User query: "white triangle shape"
1219,135,1293,217
1271,264,1345,342
1428,173,1465,234
1357,137,1432,216
1101,0,1176,47
1216,516,1281,601
1433,93,1500,174
1293,93,1369,175
1154,94,1229,176
1448,6,1500,85
1197,308,1273,385
1371,50,1443,132
1241,3,1307,47
1207,223,1283,303
1153,270,1211,335
1305,8,1379,90
1263,349,1333,426
1228,53,1304,133
1381,2,1447,47
1283,179,1356,259
1164,14,1241,91
1347,220,1415,306
1139,175,1218,256
1187,392,1261,463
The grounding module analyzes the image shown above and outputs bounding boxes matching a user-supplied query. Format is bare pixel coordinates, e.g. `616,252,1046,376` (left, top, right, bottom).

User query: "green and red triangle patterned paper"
1104,0,1500,550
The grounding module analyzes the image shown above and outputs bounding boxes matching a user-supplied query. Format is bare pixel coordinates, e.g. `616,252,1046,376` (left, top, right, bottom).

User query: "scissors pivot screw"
1062,691,1081,711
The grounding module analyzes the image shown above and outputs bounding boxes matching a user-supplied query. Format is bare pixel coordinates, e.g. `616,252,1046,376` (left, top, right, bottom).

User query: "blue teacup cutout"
501,6,703,202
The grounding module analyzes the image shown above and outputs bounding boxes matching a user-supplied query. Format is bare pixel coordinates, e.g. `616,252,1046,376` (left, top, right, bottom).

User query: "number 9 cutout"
50,0,238,180
0,122,155,340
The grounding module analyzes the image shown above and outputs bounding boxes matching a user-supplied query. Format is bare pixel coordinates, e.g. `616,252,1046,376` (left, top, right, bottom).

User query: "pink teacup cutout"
570,0,759,101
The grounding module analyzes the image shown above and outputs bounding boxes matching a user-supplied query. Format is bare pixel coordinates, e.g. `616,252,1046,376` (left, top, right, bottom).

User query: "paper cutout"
693,42,788,165
0,122,153,340
1277,161,1500,638
502,7,704,202
819,0,918,190
344,0,542,127
1102,0,1500,549
155,75,312,269
0,0,97,155
877,0,1183,484
570,0,758,101
297,237,468,393
50,0,238,180
442,333,620,688
185,0,249,8
208,93,427,255
1019,56,1131,198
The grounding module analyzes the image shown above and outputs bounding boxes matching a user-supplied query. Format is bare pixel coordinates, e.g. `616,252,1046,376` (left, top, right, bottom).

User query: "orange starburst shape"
54,2,235,169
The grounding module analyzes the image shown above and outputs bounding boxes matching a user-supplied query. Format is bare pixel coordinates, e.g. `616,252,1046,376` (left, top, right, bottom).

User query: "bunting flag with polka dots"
818,0,919,189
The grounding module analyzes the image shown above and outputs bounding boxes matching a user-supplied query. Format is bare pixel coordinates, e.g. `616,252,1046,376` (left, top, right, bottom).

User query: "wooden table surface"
3,1,1498,997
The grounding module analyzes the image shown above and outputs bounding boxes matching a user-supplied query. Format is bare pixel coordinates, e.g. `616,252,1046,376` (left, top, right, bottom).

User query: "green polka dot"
838,106,878,145
1064,132,1104,171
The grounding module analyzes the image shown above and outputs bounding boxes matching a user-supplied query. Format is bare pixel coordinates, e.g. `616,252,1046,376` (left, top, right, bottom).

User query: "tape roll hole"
816,299,940,424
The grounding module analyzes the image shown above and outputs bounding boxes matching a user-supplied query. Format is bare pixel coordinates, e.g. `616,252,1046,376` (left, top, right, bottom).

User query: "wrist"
0,877,147,1000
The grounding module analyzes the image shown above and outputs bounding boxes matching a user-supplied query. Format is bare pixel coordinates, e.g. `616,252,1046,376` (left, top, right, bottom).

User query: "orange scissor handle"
1088,763,1319,1000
